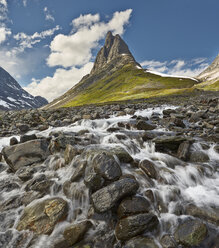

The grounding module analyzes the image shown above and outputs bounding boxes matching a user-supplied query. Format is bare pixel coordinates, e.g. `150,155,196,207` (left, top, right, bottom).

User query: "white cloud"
72,13,100,29
23,0,27,7
141,58,209,77
44,6,55,22
24,62,93,101
0,25,11,44
47,9,132,68
13,25,60,53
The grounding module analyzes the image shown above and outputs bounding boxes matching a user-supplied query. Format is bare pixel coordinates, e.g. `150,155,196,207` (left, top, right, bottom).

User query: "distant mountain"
197,54,219,91
45,32,199,109
0,67,48,111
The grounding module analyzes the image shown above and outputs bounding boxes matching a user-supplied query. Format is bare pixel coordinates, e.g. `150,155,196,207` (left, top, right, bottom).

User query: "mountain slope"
45,32,199,109
196,54,219,91
0,67,48,111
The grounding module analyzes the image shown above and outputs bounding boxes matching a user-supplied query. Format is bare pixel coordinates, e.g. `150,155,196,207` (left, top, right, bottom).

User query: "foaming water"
0,105,218,247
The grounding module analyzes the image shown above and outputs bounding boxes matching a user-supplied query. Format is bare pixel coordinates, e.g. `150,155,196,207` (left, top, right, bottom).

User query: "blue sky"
0,0,218,101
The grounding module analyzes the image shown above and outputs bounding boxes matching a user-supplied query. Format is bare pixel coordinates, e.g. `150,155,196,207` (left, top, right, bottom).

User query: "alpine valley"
0,31,218,248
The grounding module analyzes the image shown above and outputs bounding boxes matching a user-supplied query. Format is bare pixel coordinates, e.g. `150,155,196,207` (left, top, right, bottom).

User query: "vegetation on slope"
63,65,199,107
195,80,219,91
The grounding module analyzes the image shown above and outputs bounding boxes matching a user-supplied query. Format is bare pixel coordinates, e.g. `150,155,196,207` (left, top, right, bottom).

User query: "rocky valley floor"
0,91,218,248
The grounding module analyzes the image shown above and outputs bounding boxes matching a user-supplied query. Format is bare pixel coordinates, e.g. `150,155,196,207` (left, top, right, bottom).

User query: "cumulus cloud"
44,6,55,22
24,62,93,101
141,58,209,77
0,25,11,44
47,9,132,68
0,0,8,20
13,25,60,53
72,13,100,29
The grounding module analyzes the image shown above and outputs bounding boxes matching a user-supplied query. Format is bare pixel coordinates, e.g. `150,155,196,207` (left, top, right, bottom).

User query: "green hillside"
195,80,219,91
64,65,199,107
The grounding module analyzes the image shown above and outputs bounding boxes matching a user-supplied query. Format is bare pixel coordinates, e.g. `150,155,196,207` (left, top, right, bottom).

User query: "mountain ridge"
0,66,48,111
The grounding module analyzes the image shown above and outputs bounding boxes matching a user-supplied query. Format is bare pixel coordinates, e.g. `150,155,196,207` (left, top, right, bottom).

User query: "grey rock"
91,178,139,213
2,138,50,171
115,213,159,241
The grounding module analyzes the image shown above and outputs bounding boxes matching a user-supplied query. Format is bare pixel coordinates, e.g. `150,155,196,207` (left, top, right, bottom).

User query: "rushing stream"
0,105,218,248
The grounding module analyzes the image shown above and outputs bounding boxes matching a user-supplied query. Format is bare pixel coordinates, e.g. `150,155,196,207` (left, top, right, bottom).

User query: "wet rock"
71,161,87,182
64,144,79,164
92,152,122,181
16,167,35,181
21,191,45,206
0,179,20,192
160,234,177,248
124,236,159,248
214,145,219,153
63,220,92,246
2,138,50,171
91,178,139,213
153,135,187,154
174,218,207,246
115,213,159,241
49,133,75,153
20,134,37,143
185,204,219,225
111,146,133,163
117,195,151,218
136,120,156,131
139,159,158,179
177,141,190,161
25,174,53,193
173,118,185,128
10,137,18,146
84,164,104,192
17,197,68,234
189,150,209,162
17,123,30,133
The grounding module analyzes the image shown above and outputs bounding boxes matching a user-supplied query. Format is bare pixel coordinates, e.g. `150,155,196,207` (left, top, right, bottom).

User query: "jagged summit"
198,54,219,82
0,66,48,110
90,31,139,74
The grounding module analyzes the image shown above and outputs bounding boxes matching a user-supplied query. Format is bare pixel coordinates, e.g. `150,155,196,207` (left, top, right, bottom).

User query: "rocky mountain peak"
90,31,139,74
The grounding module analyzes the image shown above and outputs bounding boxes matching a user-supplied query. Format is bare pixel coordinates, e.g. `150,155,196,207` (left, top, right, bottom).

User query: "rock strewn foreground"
0,92,218,247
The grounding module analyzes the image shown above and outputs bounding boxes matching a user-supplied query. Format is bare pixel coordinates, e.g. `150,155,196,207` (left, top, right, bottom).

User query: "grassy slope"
63,65,199,107
195,80,219,91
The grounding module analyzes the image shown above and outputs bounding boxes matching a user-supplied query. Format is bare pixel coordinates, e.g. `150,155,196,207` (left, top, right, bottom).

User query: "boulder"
160,234,177,248
136,120,156,131
117,195,151,218
153,136,187,154
10,137,18,146
63,220,92,246
20,134,37,143
177,141,190,161
64,144,78,164
115,213,159,241
174,218,207,246
139,159,158,179
91,178,139,213
71,161,87,182
16,197,68,234
92,152,122,181
189,151,209,163
2,139,50,172
185,204,219,225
